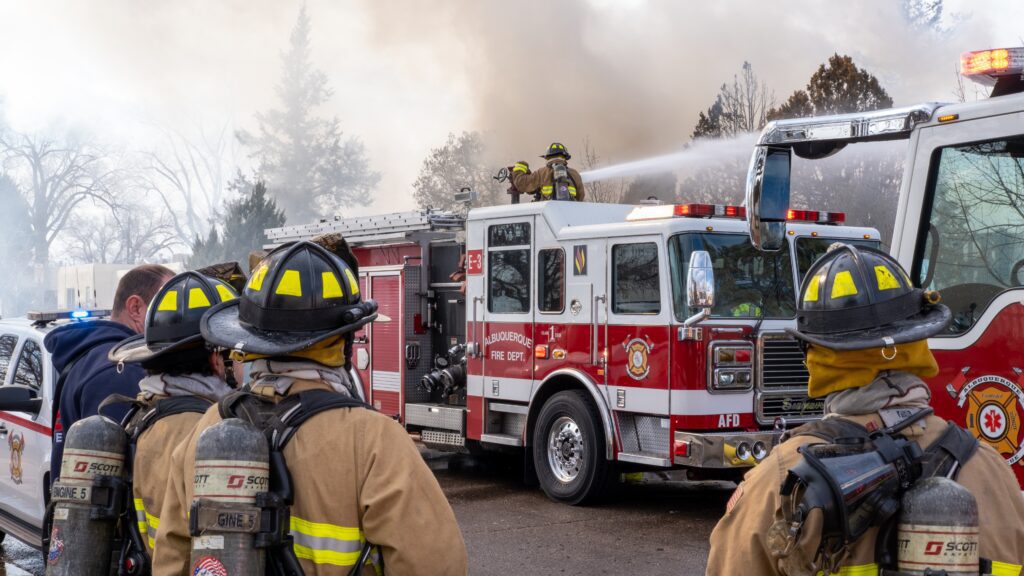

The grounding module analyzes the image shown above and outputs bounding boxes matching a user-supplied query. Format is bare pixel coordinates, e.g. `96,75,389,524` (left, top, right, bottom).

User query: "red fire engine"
743,47,1024,489
266,202,878,503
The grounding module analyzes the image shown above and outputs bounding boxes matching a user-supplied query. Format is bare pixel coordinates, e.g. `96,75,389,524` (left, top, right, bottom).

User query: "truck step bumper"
673,430,782,468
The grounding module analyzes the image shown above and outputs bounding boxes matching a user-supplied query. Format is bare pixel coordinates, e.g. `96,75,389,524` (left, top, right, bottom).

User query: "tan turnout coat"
132,403,206,556
511,159,585,201
151,379,468,575
707,412,1024,575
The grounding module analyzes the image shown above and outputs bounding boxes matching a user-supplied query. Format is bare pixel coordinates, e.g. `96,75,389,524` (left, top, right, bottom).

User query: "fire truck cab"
268,202,879,504
744,47,1024,489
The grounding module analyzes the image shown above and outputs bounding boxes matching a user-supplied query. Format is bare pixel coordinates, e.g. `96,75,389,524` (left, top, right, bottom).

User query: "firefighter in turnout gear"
106,271,241,570
706,245,1024,576
152,241,468,575
510,142,585,202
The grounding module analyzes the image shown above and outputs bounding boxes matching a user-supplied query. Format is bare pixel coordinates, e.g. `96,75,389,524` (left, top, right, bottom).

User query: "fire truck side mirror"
686,250,715,310
745,145,792,252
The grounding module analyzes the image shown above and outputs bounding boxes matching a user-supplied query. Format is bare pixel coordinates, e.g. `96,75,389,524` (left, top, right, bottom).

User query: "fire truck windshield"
669,233,796,319
795,237,881,278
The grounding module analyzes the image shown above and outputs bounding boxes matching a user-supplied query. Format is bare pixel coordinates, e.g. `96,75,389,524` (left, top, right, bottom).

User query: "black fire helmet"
109,271,238,364
541,142,571,160
200,240,378,356
786,244,950,351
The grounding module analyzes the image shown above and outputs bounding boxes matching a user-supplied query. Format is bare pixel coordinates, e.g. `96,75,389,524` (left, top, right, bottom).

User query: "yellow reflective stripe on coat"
990,561,1023,576
541,185,553,197
816,564,878,576
134,498,148,536
513,162,529,173
568,186,577,197
290,516,365,566
135,498,159,549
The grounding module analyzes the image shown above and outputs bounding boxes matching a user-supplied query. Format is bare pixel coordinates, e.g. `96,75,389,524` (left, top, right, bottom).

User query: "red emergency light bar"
673,203,746,219
786,209,845,225
626,203,746,222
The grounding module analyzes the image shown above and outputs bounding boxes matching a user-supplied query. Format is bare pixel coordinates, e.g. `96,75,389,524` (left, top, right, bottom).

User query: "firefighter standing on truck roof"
706,245,1024,576
511,142,586,201
105,271,241,566
152,241,468,575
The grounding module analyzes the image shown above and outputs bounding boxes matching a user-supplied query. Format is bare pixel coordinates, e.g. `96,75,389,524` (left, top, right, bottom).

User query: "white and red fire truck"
266,202,879,503
743,47,1024,489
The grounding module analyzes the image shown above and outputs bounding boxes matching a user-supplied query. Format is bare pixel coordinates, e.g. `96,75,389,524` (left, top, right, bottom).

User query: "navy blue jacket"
44,320,144,481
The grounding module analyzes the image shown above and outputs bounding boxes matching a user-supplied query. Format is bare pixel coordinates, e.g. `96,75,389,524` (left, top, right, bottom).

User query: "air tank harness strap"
782,409,984,575
101,393,213,576
206,389,375,576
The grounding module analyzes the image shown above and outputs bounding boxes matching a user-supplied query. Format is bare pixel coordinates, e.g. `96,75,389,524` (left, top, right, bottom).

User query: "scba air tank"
897,476,979,576
46,415,128,576
189,418,270,576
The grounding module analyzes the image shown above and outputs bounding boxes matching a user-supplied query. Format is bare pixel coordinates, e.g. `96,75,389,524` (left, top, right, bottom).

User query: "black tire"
532,390,614,505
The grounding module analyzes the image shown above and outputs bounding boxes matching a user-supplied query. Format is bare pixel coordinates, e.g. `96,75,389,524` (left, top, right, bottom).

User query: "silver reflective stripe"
291,531,363,554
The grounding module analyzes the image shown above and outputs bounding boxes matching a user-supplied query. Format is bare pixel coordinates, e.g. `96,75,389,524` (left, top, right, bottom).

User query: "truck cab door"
604,238,672,419
479,218,535,411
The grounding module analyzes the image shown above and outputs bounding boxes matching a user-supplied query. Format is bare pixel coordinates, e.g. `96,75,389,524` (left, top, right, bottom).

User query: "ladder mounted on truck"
264,209,465,247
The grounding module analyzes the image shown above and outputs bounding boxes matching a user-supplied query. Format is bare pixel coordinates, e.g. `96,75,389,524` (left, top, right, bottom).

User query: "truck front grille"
756,335,820,425
761,338,809,389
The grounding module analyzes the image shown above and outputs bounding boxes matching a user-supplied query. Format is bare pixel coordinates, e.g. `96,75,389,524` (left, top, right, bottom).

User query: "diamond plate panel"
635,415,669,455
405,403,464,432
616,413,641,453
500,413,526,437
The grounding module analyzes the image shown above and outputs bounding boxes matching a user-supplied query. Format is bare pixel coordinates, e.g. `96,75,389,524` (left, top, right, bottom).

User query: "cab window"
0,334,17,384
612,243,660,314
488,223,531,314
796,238,881,278
538,249,565,313
13,340,42,392
916,137,1024,335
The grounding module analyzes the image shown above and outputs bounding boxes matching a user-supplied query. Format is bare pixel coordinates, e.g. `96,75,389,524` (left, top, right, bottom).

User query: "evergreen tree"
768,54,893,120
238,5,380,224
188,227,225,269
188,180,285,269
221,180,286,266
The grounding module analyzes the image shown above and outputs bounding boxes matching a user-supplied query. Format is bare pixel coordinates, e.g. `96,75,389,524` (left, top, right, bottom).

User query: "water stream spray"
580,133,758,183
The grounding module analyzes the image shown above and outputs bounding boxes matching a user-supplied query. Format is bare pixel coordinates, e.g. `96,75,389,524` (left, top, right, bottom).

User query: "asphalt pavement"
1,449,732,575
431,453,731,575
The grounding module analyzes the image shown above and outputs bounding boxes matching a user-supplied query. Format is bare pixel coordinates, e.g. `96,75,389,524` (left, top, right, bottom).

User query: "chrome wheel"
547,416,584,483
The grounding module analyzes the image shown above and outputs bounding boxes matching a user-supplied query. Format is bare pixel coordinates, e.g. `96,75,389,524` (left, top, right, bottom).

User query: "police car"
0,310,106,551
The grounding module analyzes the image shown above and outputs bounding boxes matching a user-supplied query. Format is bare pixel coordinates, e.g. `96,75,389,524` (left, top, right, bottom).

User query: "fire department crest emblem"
8,431,24,485
955,372,1024,466
623,338,653,381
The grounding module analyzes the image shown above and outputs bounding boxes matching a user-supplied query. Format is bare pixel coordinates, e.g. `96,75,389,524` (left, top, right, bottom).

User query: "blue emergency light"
27,309,111,325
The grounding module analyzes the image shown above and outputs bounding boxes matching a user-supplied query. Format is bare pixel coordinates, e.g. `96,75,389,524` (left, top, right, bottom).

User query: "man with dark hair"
44,263,174,481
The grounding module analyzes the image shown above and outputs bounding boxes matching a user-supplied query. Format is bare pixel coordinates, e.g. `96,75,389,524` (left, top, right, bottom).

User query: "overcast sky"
0,0,1021,219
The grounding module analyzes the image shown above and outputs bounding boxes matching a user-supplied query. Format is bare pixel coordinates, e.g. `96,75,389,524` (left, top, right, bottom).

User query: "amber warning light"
960,48,1024,96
